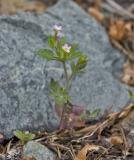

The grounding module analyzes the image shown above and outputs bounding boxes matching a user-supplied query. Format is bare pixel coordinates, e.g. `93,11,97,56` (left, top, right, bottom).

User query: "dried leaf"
109,19,133,41
94,0,102,10
88,7,104,22
22,157,36,160
110,135,123,145
5,146,23,160
122,61,134,86
75,144,100,160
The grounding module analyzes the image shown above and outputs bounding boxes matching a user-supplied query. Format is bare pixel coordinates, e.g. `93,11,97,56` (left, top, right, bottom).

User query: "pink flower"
53,24,62,32
62,43,71,53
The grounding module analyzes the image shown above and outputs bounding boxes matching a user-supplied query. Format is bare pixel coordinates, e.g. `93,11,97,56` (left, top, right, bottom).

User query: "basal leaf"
14,130,35,144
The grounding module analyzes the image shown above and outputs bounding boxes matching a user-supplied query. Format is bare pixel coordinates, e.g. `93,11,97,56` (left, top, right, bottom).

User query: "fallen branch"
105,0,134,20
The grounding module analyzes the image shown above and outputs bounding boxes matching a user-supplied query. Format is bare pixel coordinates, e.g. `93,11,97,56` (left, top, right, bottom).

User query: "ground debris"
33,103,134,160
0,104,134,159
0,0,47,15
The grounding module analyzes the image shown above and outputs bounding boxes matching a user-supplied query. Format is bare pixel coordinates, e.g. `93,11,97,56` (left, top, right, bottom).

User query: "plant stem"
59,102,72,130
68,73,74,89
62,61,69,92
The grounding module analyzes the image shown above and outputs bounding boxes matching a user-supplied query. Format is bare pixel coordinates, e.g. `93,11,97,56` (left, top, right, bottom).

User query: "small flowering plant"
37,25,88,129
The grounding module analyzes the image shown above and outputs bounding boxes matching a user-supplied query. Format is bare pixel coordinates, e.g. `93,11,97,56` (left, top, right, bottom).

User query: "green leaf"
59,37,66,46
48,36,56,48
14,130,35,144
55,44,65,61
68,44,82,59
77,55,88,68
37,49,55,61
76,55,88,72
55,37,68,62
70,55,88,75
129,90,134,102
49,79,59,92
69,51,82,60
90,109,101,118
49,79,70,105
70,61,76,73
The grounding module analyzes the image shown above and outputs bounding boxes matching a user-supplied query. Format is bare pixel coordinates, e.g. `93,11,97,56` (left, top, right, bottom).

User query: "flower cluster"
53,24,71,53
53,24,62,32
62,43,71,53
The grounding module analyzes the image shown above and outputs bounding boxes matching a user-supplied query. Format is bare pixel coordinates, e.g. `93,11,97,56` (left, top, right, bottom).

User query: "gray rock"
23,141,55,160
0,0,133,138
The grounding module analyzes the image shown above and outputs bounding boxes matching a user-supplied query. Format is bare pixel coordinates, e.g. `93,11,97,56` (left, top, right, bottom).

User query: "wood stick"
105,0,134,19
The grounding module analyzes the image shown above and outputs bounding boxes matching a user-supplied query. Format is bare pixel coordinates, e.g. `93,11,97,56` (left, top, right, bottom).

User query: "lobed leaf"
71,55,88,75
14,130,35,143
37,49,55,61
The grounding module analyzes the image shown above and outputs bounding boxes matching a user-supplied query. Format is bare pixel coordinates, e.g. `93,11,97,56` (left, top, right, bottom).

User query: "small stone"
23,141,55,160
